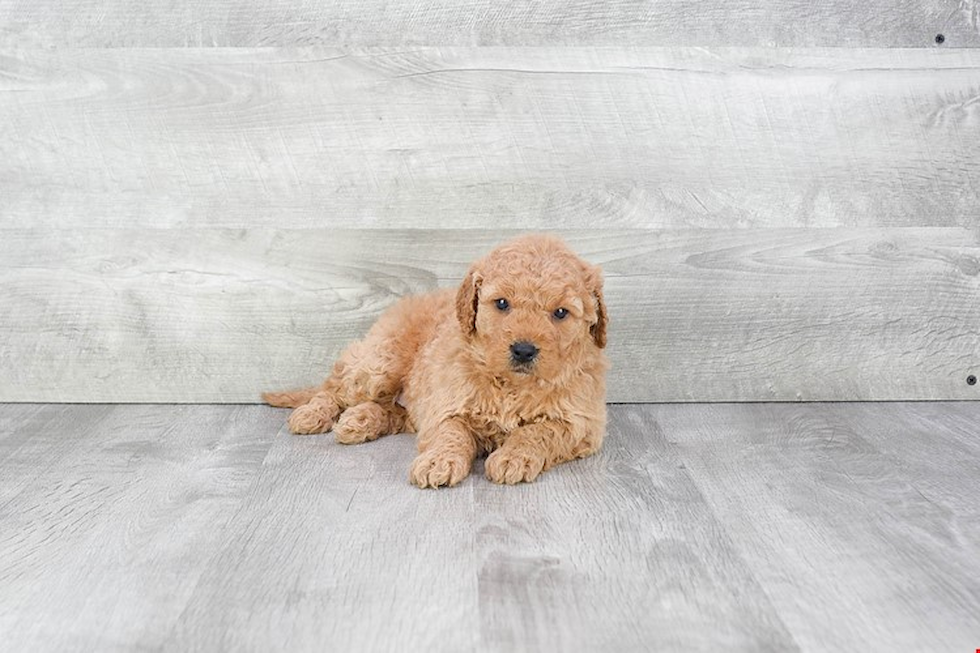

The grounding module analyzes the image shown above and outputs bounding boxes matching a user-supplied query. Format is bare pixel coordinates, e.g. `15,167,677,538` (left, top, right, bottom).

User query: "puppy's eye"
553,307,569,320
494,298,510,311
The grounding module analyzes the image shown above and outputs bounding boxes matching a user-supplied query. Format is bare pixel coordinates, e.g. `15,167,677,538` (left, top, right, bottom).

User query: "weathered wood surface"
1,229,977,403
2,402,979,651
653,402,980,652
2,48,980,231
0,405,276,650
164,414,480,652
472,407,795,651
1,0,977,47
0,404,114,506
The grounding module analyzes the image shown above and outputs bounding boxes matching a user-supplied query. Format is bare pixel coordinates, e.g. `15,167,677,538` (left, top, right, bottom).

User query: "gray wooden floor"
1,403,978,651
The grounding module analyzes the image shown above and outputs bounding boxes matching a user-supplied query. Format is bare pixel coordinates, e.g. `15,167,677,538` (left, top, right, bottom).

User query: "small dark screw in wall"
968,375,977,386
935,33,946,44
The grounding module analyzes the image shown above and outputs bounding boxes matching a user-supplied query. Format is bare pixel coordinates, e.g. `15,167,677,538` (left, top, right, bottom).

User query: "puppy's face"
456,235,607,383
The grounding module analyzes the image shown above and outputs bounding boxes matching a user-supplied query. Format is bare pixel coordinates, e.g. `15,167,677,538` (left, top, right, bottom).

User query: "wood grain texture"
0,404,114,505
0,403,43,443
1,0,978,47
0,403,797,651
2,47,980,230
654,402,980,652
474,408,795,651
3,402,980,650
163,419,480,651
818,402,980,547
0,405,275,650
1,228,977,403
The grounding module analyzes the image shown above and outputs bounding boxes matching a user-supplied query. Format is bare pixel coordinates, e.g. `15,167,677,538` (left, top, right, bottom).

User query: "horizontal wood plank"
2,48,980,230
1,0,977,47
0,228,977,402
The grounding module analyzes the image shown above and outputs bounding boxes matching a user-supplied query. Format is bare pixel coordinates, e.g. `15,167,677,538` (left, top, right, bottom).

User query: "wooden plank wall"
1,3,978,402
2,0,979,47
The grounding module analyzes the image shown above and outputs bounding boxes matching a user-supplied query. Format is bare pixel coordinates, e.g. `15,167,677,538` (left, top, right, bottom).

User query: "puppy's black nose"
510,341,539,364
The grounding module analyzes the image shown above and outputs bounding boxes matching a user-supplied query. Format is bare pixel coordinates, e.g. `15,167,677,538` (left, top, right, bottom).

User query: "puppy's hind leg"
266,290,445,436
263,382,344,435
334,401,407,445
286,390,342,435
273,329,406,437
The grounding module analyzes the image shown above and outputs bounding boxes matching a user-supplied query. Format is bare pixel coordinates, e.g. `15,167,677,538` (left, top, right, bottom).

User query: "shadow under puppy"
263,234,608,487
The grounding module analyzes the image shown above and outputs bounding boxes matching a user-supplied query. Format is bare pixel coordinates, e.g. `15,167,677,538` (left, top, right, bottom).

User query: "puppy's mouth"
510,362,535,375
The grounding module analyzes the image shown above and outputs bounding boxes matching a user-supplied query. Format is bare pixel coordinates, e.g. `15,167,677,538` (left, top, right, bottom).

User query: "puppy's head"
455,234,607,382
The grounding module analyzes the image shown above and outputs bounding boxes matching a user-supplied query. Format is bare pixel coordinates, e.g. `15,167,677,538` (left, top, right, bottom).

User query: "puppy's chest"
466,392,544,450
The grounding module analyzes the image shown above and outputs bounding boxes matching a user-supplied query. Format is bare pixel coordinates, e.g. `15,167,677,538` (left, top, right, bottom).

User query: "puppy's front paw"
410,450,471,488
287,403,333,435
485,448,546,485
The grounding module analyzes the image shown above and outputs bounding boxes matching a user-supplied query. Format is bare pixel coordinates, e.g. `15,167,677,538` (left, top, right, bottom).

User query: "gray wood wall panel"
1,0,977,47
1,229,977,403
3,48,980,231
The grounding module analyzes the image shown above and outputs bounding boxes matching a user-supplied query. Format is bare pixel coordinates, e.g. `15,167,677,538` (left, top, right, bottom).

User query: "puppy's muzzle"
510,341,539,369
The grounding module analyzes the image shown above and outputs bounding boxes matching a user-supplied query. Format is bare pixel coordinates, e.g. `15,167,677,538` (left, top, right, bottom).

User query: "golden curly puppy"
263,234,608,487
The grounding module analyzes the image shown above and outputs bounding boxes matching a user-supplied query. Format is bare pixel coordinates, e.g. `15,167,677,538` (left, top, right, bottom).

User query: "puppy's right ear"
455,266,482,336
586,264,608,349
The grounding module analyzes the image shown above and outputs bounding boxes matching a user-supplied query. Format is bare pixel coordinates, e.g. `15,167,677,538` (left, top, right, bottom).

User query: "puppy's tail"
261,387,320,408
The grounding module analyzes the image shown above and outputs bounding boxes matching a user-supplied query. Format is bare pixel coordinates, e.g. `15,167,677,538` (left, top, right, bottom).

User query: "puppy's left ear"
587,265,608,349
455,265,482,336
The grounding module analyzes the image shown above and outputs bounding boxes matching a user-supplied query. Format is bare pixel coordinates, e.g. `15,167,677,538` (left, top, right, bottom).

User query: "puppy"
263,234,608,487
